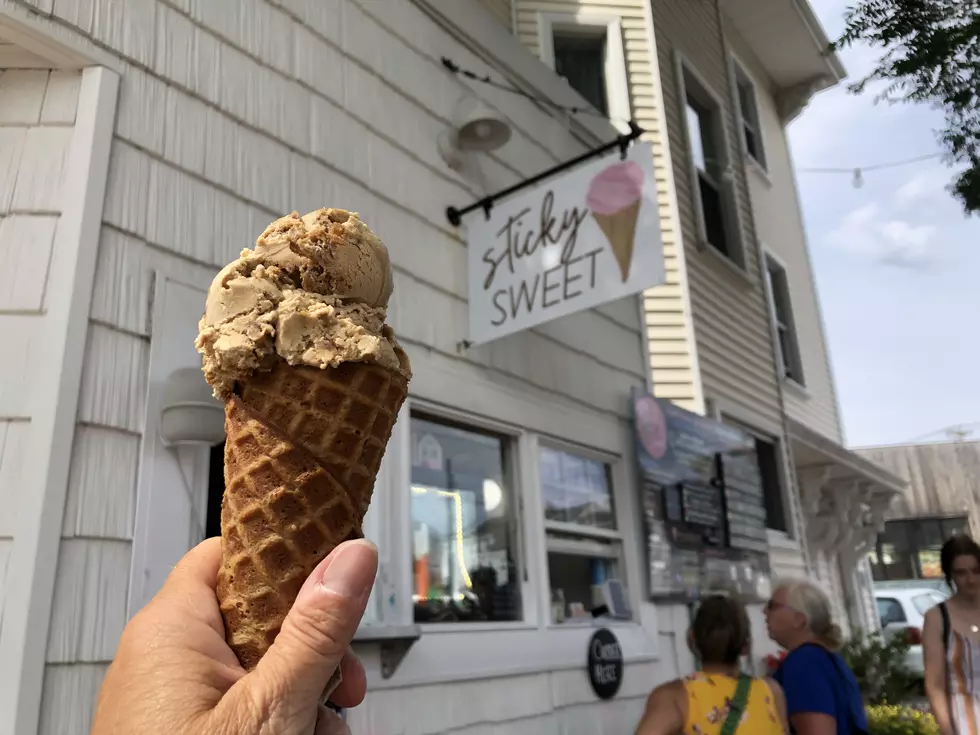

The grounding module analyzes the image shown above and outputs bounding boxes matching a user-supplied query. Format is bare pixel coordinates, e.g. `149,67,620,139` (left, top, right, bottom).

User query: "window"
871,515,969,581
755,437,786,532
553,32,609,116
876,597,906,626
732,62,766,169
678,62,741,262
409,414,523,624
540,444,630,623
764,255,805,385
539,14,631,132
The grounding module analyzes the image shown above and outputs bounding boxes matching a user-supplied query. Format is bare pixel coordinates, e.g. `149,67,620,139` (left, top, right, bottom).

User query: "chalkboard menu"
632,388,771,602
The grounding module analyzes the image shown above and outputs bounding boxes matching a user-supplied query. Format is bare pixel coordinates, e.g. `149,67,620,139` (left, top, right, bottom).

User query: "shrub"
840,631,919,705
866,704,939,735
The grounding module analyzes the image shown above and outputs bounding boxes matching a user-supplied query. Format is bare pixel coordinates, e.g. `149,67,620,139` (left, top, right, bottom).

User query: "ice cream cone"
196,208,412,699
592,200,640,282
216,361,408,673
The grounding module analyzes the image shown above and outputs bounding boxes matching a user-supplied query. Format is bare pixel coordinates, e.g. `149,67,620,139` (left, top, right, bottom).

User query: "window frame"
399,399,537,631
706,397,799,547
536,438,633,624
761,247,806,388
673,51,745,268
729,57,767,173
536,12,633,134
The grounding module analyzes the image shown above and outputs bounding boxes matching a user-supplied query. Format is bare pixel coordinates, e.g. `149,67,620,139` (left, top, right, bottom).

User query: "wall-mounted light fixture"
437,93,512,171
159,367,225,447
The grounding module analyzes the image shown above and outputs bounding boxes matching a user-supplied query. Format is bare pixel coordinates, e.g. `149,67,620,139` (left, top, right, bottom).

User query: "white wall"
0,64,81,704
4,1,665,732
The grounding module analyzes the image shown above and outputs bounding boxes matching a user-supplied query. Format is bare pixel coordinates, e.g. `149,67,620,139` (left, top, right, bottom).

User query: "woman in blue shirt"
766,578,868,735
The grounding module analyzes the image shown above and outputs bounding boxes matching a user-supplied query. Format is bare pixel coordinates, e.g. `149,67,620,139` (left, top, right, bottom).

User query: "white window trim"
727,54,769,177
536,12,632,134
761,245,806,389
370,396,659,687
673,51,746,268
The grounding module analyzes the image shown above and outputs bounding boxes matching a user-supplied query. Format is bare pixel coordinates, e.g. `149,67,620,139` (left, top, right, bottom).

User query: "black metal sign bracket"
446,120,645,227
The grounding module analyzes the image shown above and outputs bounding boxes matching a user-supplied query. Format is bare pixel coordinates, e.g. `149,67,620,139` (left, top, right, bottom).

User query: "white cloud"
826,202,938,268
894,168,950,207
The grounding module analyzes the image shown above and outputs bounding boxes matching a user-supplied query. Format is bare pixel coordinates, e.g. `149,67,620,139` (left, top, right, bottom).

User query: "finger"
315,704,351,735
327,649,367,709
248,539,377,709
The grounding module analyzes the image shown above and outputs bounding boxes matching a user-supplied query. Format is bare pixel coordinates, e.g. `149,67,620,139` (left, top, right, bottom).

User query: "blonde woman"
765,578,868,735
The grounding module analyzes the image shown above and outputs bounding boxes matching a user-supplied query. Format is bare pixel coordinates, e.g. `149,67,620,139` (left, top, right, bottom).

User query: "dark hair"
692,595,750,665
941,535,980,587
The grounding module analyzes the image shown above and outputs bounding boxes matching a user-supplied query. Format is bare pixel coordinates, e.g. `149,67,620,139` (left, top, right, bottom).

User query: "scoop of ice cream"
196,208,410,398
586,161,644,215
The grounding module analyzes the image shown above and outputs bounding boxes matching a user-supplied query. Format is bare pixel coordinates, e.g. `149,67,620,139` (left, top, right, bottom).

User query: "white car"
874,587,949,678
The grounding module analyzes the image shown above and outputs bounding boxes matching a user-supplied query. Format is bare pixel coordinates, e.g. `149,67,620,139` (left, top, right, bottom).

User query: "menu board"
632,388,771,602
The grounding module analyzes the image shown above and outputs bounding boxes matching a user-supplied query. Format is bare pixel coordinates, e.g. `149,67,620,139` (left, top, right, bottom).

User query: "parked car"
875,578,953,597
874,587,948,678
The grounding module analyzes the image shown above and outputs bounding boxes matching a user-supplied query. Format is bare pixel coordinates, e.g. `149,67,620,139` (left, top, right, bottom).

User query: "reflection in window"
540,445,615,529
540,446,630,624
871,515,970,581
410,415,521,623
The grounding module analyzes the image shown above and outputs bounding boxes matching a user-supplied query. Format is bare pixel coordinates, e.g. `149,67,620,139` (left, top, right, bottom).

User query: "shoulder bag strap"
940,601,951,653
720,675,752,735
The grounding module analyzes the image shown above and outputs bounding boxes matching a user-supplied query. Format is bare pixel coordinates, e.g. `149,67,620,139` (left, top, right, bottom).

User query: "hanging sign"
587,628,624,700
462,141,665,345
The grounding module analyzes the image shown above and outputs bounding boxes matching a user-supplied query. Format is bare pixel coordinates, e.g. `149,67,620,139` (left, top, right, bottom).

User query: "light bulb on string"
852,168,864,189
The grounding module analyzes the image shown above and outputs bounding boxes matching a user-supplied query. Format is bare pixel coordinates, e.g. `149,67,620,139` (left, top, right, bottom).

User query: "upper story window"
764,254,805,386
539,14,631,132
677,59,743,265
410,414,523,624
540,444,630,623
732,62,766,170
553,32,609,117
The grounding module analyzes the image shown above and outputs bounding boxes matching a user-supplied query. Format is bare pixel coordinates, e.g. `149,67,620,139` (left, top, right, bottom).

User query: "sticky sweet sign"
463,140,665,345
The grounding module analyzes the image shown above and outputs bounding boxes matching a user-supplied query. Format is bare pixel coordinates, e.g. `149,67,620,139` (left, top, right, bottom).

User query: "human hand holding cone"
195,209,412,699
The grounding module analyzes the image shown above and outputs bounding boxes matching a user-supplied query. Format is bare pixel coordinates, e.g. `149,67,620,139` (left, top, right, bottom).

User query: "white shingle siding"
4,0,652,731
0,214,58,312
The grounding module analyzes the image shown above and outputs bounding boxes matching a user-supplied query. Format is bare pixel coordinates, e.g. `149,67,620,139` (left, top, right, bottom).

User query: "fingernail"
319,539,378,600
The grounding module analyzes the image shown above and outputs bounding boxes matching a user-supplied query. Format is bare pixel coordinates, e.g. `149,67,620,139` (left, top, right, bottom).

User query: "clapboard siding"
724,25,843,442
515,0,700,413
0,68,81,653
649,0,783,429
857,441,980,536
10,0,654,729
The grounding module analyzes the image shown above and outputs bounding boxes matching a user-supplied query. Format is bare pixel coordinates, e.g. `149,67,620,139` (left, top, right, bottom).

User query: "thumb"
247,539,378,710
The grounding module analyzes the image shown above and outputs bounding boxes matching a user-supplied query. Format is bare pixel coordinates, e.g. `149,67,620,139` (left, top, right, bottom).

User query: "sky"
786,0,980,448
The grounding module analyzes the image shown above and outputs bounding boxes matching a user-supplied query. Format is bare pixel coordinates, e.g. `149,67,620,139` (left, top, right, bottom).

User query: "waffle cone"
216,360,409,675
592,200,640,282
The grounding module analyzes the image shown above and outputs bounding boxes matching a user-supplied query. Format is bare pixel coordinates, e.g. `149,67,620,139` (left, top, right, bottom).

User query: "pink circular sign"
635,395,668,460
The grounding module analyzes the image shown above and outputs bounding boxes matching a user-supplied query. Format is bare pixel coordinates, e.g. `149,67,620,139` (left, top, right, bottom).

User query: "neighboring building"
512,0,906,647
858,440,980,582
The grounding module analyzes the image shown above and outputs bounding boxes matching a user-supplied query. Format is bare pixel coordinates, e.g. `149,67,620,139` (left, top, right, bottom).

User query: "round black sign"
587,628,624,700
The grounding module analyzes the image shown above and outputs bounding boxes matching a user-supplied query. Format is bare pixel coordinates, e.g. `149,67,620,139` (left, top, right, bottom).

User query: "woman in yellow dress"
634,595,788,735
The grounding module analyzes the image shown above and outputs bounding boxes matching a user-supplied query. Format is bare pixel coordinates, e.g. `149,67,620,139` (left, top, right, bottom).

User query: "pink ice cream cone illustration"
586,161,644,282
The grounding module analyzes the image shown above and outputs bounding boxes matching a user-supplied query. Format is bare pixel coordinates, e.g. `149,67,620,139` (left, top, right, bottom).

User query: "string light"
798,152,942,188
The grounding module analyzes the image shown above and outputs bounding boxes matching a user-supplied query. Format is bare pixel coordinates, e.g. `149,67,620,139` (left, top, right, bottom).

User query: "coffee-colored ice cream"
196,208,411,398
